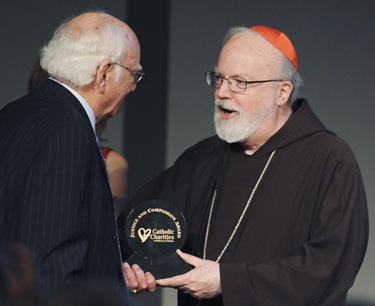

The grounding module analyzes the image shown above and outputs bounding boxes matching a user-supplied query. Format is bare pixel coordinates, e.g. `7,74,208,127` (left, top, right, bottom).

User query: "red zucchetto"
250,25,299,71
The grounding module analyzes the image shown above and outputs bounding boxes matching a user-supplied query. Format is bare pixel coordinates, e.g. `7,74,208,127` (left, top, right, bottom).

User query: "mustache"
215,99,239,112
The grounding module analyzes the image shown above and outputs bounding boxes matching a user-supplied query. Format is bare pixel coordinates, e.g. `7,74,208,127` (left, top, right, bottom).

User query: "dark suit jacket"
0,80,129,303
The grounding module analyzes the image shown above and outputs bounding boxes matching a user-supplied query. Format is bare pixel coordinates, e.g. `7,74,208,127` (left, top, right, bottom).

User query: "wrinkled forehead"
116,21,141,67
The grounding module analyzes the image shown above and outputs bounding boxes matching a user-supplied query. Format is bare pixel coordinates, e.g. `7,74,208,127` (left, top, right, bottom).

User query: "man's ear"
94,60,114,93
277,80,293,106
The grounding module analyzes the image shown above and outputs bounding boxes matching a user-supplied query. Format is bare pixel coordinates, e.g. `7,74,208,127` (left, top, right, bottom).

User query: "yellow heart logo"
138,228,151,243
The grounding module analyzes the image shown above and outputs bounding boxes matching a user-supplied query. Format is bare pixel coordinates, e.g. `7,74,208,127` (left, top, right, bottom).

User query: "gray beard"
214,96,276,143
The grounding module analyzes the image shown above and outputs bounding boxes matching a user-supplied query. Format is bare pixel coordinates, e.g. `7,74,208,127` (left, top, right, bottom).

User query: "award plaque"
124,199,191,279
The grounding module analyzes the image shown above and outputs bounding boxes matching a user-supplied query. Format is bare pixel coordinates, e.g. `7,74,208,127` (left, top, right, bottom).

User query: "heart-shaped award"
124,199,191,279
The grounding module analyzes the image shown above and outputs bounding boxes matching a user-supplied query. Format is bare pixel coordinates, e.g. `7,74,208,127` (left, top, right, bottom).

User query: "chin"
215,126,249,143
110,106,121,117
215,120,255,144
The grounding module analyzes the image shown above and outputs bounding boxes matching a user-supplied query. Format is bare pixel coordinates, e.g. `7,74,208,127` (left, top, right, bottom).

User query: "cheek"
237,97,263,117
117,82,132,97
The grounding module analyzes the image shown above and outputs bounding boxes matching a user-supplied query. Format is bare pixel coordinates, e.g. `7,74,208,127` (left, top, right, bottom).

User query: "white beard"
214,94,277,143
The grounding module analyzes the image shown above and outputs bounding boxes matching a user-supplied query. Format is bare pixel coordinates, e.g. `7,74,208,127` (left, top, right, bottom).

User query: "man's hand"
156,249,221,299
123,262,156,294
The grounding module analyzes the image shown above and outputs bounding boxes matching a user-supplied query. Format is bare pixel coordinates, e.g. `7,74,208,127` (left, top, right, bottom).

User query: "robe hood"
252,99,333,156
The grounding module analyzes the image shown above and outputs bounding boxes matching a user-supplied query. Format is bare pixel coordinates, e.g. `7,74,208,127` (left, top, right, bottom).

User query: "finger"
145,272,157,292
156,273,187,288
123,262,138,290
132,264,149,292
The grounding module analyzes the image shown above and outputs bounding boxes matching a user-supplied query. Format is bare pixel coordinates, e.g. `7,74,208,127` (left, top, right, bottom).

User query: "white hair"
223,26,303,103
40,12,128,87
278,56,304,103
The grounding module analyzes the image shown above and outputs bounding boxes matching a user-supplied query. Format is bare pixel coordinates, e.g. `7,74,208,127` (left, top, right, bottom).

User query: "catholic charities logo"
138,228,175,243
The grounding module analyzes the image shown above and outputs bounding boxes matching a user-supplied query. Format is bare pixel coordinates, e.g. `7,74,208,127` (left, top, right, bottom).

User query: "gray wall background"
0,0,374,305
166,1,375,304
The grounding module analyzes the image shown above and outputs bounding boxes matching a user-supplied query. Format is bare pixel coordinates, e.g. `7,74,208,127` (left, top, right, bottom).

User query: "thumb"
176,249,203,267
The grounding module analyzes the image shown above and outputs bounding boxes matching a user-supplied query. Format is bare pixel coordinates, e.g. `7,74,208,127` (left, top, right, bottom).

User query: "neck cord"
203,150,276,262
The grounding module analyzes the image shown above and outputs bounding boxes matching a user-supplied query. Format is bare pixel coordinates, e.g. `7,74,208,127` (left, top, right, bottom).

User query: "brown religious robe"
119,99,368,306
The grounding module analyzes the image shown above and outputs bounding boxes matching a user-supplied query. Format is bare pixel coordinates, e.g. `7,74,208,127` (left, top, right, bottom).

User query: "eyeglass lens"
205,72,247,92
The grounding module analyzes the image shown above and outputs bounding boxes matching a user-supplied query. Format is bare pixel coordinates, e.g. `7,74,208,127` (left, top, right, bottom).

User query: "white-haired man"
0,11,147,304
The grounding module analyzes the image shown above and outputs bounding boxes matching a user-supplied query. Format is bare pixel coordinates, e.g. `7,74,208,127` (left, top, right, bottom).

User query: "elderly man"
0,11,146,304
123,26,368,305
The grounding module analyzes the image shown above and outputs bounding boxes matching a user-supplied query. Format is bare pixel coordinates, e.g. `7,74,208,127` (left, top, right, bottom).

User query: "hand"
156,249,221,299
123,262,156,295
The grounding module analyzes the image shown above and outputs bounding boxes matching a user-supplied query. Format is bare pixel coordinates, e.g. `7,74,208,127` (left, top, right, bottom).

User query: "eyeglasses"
114,62,145,83
205,71,284,93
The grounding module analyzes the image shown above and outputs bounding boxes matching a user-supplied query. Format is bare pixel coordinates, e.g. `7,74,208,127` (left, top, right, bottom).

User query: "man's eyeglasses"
114,63,145,84
205,71,284,93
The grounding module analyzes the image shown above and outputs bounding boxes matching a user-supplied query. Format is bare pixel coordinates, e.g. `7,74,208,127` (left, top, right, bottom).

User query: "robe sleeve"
220,154,368,306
